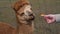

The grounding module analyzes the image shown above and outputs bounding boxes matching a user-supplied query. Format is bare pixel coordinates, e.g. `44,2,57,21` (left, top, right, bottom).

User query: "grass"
0,0,60,34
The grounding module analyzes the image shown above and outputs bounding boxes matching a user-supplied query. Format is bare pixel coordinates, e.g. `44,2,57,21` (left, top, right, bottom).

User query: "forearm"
55,14,60,22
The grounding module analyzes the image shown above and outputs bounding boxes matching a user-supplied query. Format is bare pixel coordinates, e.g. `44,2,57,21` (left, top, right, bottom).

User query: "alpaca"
0,22,16,34
12,0,35,34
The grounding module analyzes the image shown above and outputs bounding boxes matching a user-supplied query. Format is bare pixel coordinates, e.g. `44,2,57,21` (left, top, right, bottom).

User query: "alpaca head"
12,0,35,24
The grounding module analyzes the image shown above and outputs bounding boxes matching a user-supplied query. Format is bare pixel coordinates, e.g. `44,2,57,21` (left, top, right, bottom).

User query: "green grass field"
0,0,60,34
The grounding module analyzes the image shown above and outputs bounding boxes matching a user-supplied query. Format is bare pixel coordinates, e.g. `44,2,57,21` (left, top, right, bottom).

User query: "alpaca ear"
12,2,20,11
12,0,30,11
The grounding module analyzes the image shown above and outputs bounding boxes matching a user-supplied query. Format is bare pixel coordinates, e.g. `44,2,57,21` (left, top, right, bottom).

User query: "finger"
44,16,55,23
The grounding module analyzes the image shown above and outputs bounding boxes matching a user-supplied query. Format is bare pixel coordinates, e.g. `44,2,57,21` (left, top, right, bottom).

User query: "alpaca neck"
17,21,34,34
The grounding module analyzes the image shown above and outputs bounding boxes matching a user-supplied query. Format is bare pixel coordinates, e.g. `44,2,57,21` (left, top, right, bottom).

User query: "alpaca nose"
29,13,35,20
27,12,33,16
29,13,33,16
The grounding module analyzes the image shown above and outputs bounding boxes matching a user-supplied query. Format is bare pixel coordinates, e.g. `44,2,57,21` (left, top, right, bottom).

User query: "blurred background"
0,0,60,34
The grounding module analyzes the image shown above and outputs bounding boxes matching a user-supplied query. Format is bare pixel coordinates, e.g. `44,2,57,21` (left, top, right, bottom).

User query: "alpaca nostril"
29,14,33,16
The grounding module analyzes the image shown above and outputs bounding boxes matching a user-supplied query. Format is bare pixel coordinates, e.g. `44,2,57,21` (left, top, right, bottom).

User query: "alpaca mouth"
29,16,35,20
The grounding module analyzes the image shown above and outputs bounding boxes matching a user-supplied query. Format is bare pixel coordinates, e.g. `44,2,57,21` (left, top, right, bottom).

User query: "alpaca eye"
20,13,24,16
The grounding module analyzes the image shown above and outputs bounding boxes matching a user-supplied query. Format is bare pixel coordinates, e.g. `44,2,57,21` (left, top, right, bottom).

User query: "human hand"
43,14,55,23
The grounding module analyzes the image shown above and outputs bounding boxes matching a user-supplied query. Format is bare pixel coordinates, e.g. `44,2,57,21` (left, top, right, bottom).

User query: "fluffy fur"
0,22,16,34
12,0,30,11
12,0,35,34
